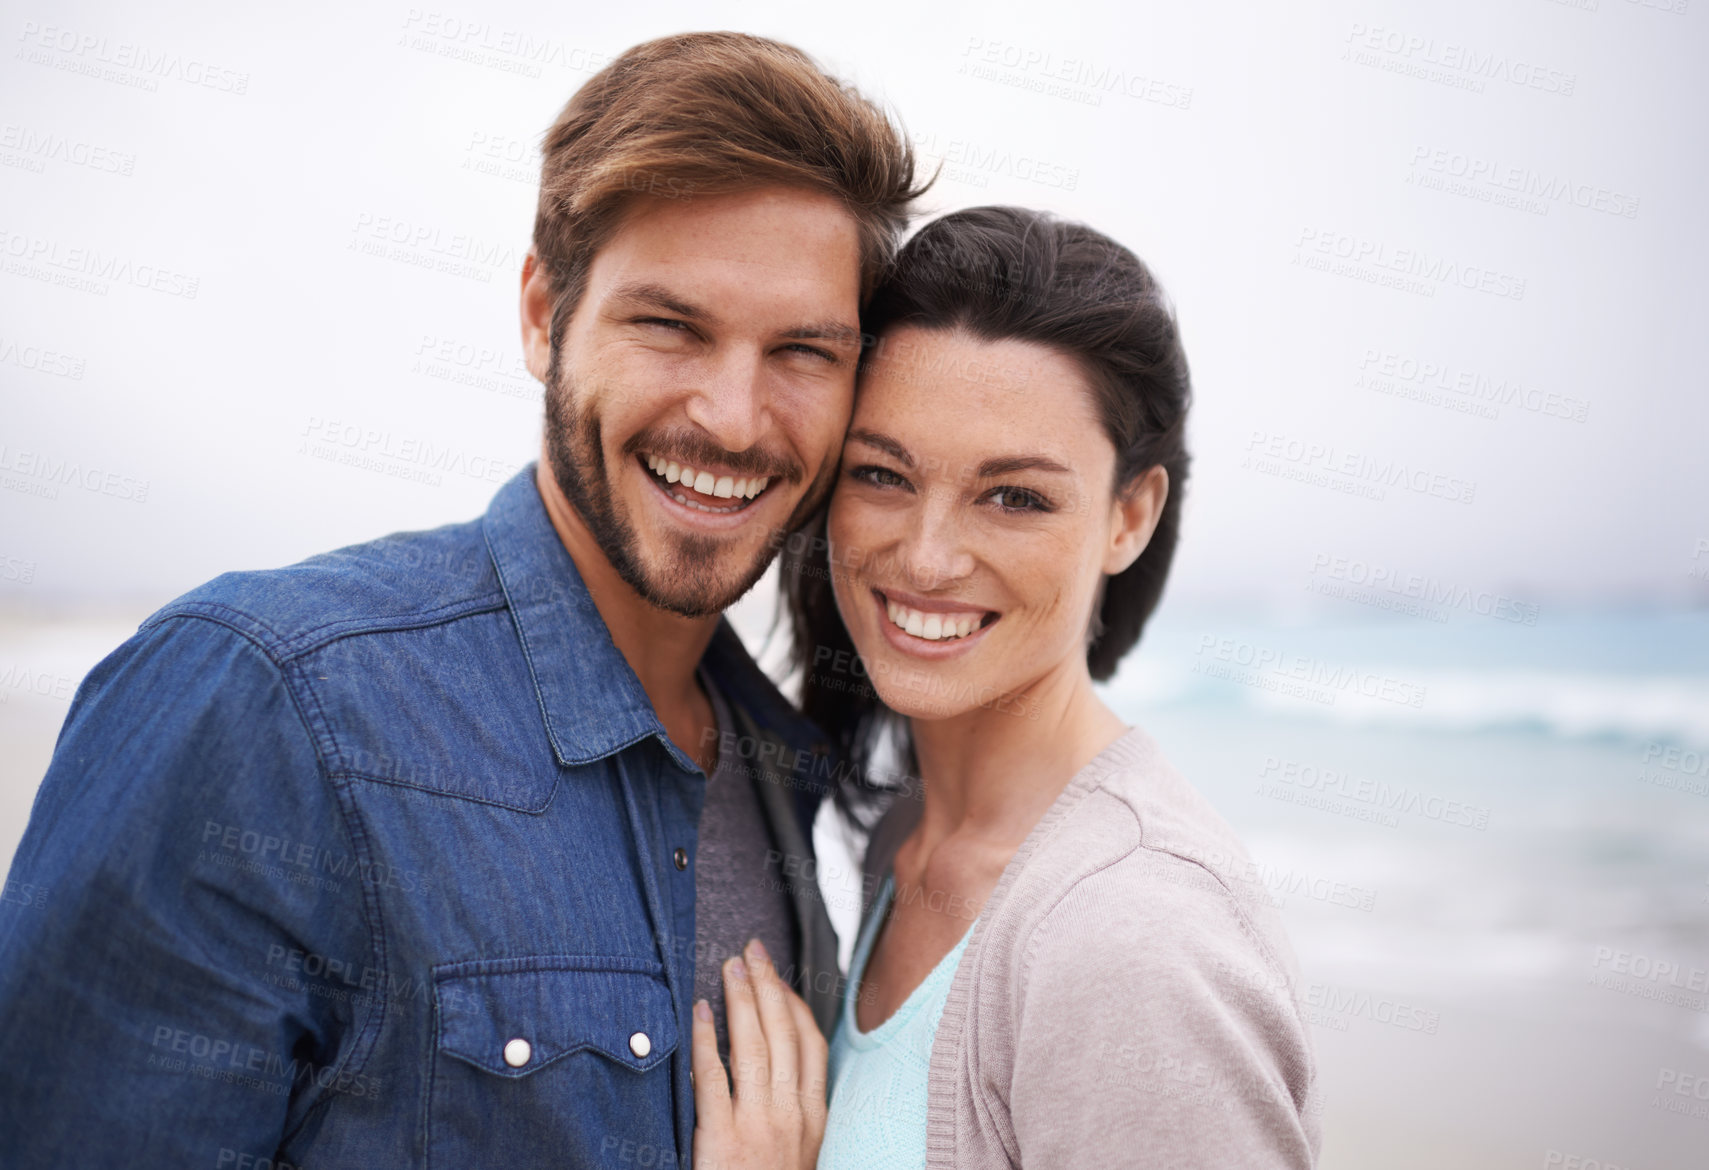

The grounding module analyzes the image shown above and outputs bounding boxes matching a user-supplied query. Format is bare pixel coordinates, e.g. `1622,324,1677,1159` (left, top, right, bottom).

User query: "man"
0,32,923,1168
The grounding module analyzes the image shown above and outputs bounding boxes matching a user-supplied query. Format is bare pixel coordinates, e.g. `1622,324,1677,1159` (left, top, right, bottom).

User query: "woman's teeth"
885,599,985,641
645,454,769,500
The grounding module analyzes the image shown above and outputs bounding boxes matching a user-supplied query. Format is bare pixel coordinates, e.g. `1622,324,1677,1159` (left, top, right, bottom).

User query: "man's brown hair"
531,31,929,339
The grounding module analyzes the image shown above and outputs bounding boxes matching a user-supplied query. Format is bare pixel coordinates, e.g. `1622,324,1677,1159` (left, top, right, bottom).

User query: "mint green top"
816,875,978,1170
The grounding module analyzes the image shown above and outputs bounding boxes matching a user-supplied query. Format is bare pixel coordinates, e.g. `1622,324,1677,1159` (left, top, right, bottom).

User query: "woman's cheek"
1005,584,1078,656
825,491,860,553
832,498,892,570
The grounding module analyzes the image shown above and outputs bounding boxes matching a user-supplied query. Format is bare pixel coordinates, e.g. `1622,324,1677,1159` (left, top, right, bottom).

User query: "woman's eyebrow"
846,429,914,467
976,455,1073,478
846,433,1072,479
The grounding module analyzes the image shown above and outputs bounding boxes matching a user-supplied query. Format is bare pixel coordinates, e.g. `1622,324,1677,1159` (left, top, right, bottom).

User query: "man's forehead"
595,189,861,285
613,183,857,234
601,250,858,299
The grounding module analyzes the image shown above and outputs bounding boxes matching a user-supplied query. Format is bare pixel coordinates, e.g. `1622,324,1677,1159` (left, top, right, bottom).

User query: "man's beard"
542,351,829,619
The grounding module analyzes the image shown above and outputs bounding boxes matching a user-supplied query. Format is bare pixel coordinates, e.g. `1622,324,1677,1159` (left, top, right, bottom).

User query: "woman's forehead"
856,328,1101,432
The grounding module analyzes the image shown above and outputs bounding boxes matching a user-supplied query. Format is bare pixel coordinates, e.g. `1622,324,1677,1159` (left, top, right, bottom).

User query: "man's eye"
782,343,838,364
987,486,1052,513
639,317,690,333
850,464,908,489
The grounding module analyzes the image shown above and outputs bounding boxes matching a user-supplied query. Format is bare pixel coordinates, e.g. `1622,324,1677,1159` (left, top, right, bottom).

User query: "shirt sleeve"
0,615,376,1167
1008,855,1321,1169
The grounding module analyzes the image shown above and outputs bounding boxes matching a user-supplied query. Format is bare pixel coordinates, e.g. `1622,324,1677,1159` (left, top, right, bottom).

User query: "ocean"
807,605,1709,1169
4,603,1707,1166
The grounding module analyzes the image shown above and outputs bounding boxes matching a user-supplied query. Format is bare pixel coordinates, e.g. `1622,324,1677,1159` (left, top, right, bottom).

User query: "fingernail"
728,957,747,979
695,999,712,1021
747,937,769,964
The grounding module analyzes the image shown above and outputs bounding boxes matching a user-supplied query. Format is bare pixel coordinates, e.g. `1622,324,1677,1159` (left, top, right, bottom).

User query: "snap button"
503,1038,532,1068
629,1031,652,1058
673,847,688,871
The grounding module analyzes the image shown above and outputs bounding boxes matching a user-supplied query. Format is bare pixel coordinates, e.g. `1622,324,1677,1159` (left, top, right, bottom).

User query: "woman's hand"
692,937,829,1170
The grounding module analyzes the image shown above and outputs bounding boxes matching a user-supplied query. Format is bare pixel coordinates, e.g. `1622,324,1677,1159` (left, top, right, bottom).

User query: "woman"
691,206,1321,1169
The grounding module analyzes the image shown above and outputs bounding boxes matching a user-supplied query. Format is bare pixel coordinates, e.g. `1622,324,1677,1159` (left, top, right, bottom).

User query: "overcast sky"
3,0,1705,612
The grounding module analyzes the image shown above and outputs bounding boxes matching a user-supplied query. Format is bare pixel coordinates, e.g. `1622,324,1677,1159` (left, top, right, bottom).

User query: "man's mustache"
622,426,803,484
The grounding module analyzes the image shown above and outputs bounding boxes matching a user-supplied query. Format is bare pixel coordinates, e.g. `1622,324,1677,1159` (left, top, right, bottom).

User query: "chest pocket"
428,957,680,1169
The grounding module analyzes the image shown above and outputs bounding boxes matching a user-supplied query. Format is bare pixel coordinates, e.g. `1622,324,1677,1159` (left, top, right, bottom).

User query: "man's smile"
638,452,773,515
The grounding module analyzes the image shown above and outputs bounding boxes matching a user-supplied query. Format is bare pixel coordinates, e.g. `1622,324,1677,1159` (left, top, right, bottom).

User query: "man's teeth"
885,599,984,641
645,454,769,499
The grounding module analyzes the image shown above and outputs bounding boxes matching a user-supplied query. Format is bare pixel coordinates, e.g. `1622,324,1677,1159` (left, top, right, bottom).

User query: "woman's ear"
1103,466,1168,576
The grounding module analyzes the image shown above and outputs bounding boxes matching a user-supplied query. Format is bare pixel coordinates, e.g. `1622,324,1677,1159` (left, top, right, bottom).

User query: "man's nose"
684,350,768,454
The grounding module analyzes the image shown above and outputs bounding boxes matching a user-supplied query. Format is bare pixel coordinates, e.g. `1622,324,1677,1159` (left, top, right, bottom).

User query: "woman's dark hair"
780,205,1192,825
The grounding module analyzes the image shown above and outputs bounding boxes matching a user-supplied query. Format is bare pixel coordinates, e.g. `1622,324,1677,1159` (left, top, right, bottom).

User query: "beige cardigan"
859,726,1322,1168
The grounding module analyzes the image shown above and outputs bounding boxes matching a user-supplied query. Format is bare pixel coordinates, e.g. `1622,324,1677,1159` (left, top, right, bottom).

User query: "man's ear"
1103,465,1169,576
520,251,555,383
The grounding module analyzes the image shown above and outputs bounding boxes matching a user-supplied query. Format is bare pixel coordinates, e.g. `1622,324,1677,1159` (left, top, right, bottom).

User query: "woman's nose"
899,494,975,592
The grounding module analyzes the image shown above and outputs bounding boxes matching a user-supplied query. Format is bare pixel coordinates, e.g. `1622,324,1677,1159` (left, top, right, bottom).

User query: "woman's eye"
850,464,908,489
987,486,1052,513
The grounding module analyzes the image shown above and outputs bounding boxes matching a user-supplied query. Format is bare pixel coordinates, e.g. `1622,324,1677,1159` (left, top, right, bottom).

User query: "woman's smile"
868,586,1000,657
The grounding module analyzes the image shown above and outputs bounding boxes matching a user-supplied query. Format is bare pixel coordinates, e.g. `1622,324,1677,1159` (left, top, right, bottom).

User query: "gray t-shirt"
693,669,798,1064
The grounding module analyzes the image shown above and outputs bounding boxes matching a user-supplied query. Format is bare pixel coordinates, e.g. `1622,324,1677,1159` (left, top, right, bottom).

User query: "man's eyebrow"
610,284,857,346
608,282,710,321
846,429,914,468
976,454,1074,478
781,321,862,346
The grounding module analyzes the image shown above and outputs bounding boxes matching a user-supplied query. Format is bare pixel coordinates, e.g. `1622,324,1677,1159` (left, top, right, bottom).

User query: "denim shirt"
0,464,840,1169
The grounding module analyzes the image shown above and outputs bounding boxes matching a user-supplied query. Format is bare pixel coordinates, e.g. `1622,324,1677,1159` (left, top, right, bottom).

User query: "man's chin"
624,543,776,619
631,578,758,620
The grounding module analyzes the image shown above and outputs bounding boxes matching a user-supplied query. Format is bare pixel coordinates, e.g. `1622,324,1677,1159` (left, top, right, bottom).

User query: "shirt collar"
480,463,825,772
482,464,673,768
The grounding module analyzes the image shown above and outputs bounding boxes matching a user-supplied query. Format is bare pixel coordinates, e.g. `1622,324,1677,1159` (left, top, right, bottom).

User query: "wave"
1108,662,1709,748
